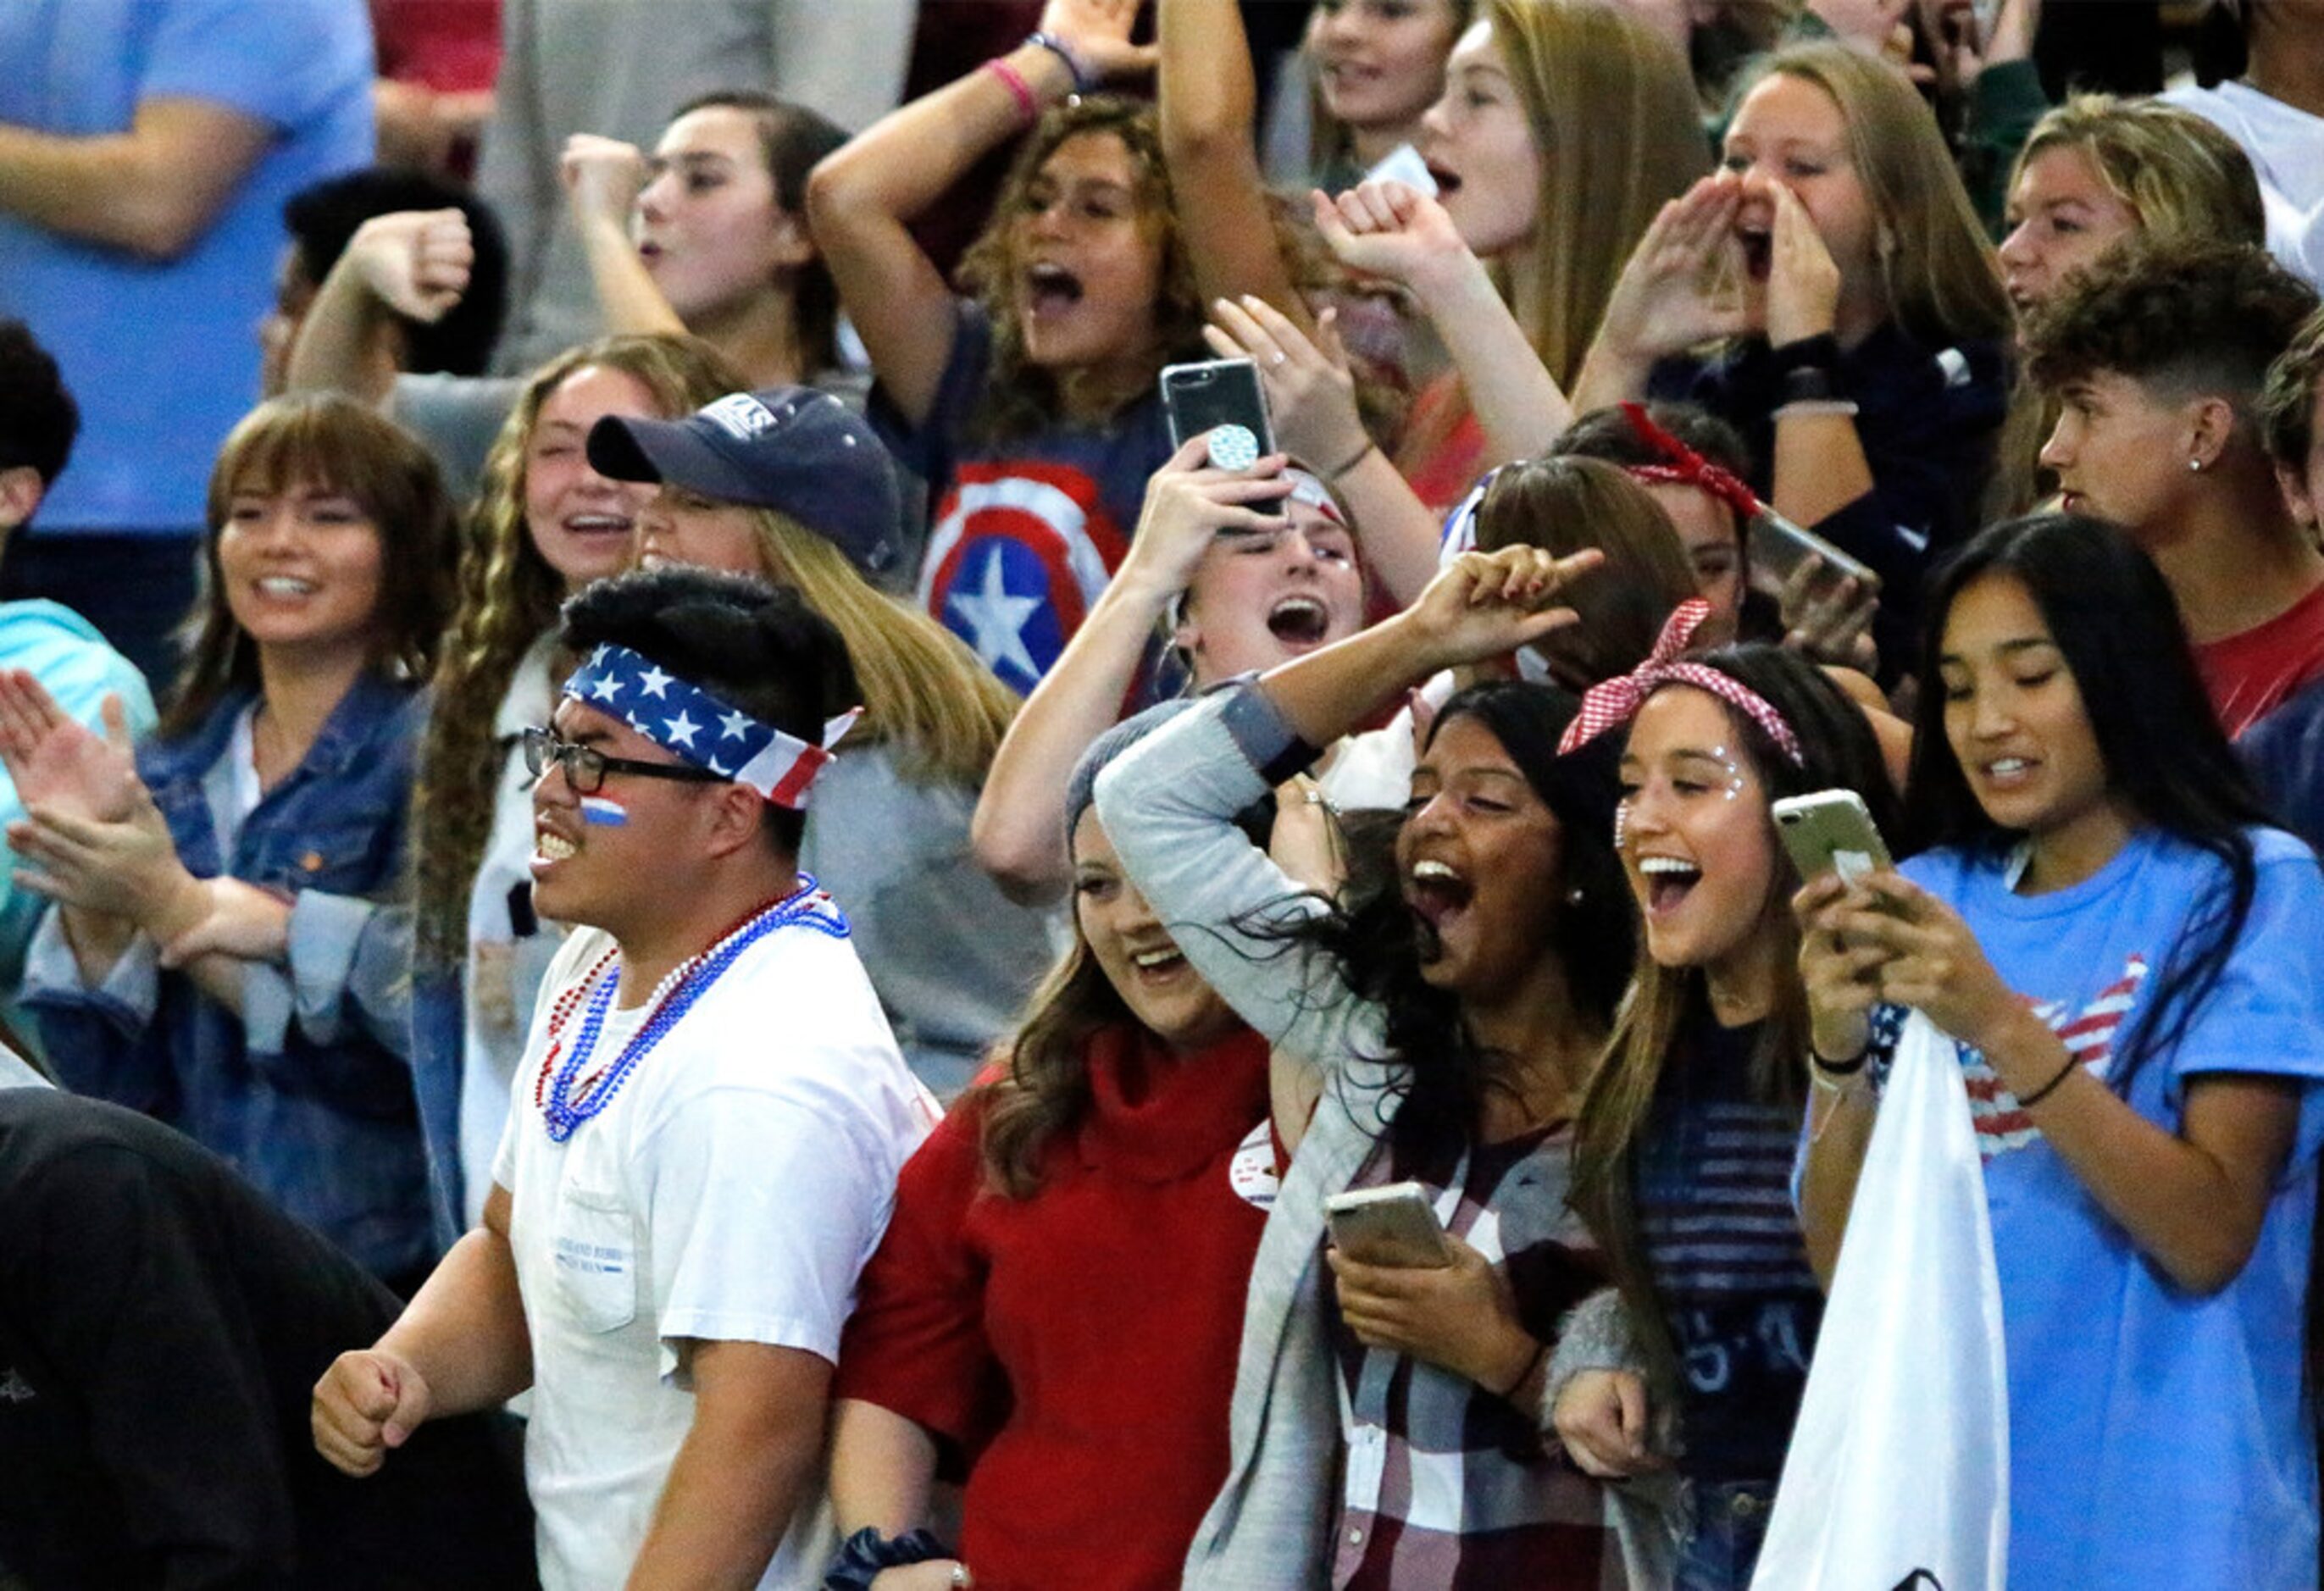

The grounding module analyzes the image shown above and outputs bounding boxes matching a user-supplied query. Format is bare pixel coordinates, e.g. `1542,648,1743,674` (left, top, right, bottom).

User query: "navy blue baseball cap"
586,386,904,578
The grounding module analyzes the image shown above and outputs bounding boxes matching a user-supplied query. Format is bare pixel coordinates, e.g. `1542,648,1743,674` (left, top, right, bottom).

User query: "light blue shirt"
0,599,154,1027
1905,827,2324,1590
0,0,372,531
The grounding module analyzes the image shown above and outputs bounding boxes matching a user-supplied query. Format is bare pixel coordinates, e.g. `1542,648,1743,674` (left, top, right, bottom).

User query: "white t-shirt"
492,899,939,1590
2163,80,2324,285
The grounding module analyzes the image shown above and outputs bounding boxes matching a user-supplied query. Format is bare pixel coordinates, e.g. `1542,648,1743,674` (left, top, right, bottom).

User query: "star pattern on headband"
563,642,861,810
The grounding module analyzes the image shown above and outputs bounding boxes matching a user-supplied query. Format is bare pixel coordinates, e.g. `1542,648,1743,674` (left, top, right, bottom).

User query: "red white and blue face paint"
580,795,630,828
561,642,861,810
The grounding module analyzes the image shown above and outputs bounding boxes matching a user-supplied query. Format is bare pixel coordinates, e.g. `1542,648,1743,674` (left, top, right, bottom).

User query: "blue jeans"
1674,1478,1777,1591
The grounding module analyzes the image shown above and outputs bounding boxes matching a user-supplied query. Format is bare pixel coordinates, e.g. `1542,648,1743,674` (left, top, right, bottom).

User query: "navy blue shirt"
1634,1012,1821,1483
1650,326,2011,678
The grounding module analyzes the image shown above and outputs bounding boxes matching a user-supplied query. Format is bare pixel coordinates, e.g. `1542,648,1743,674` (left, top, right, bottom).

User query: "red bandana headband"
1617,402,1763,525
1556,597,1805,765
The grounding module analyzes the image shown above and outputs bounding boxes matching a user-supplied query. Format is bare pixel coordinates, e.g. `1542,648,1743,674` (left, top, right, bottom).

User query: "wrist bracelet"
1323,437,1378,480
1025,30,1096,95
824,1527,952,1591
1494,1339,1547,1400
1773,399,1861,422
982,58,1039,129
2017,1054,2081,1109
1810,1047,1868,1076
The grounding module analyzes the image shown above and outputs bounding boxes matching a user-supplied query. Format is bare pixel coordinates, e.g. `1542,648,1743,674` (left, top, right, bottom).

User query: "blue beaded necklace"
541,877,849,1143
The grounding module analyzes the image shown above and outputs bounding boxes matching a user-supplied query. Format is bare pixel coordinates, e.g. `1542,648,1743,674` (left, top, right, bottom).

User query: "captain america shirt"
873,302,1175,695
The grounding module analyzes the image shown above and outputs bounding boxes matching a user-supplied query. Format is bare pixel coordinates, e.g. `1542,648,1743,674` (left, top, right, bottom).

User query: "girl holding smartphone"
1794,513,2324,1588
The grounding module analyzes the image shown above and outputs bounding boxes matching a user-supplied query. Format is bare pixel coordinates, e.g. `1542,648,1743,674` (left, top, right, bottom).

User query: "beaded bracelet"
1026,29,1097,95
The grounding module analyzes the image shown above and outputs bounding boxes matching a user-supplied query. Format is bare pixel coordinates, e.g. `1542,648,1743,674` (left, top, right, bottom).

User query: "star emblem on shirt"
947,544,1043,685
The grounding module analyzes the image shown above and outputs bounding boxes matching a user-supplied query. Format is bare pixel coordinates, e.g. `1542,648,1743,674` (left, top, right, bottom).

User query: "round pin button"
1206,424,1258,472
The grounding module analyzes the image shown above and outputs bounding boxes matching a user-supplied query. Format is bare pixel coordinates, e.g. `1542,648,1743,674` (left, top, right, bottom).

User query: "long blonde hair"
746,509,1018,787
1491,0,1708,389
1733,43,2012,352
411,335,743,967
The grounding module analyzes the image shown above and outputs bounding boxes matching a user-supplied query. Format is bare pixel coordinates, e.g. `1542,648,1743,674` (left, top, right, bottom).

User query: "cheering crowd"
2,0,2323,1586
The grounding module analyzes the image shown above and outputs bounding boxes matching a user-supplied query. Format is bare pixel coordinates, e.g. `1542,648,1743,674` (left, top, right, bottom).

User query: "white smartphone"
1160,357,1276,458
1772,789,1893,889
1326,1181,1454,1269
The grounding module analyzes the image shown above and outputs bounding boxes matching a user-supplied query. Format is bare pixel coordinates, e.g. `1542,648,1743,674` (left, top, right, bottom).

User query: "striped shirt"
1329,1123,1618,1589
1635,1014,1821,1483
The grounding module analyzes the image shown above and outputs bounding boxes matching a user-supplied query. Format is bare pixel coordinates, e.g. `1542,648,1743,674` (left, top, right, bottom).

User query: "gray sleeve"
1091,690,1385,1067
387,374,523,503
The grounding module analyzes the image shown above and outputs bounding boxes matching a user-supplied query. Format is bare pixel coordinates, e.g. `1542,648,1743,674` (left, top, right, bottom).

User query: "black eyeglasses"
520,726,725,796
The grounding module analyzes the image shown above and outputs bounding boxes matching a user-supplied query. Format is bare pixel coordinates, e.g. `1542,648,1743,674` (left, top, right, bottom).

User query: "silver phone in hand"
1772,789,1893,889
1326,1181,1454,1269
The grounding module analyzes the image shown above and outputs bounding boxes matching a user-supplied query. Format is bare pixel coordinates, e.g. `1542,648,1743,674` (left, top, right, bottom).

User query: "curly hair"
410,335,743,968
954,96,1208,446
2023,238,2320,409
2260,307,2324,474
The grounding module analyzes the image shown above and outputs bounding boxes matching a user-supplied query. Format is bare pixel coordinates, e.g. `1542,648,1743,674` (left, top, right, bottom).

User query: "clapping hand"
0,672,138,824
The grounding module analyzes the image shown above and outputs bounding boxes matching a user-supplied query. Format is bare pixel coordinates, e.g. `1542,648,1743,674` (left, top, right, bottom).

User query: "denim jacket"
22,672,431,1283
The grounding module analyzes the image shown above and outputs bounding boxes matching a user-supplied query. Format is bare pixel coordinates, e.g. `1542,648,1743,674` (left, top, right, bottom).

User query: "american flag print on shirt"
1962,955,2148,1158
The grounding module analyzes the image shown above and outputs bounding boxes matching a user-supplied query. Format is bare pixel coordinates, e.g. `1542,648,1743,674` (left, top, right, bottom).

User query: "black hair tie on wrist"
2018,1054,2080,1110
1810,1049,1868,1077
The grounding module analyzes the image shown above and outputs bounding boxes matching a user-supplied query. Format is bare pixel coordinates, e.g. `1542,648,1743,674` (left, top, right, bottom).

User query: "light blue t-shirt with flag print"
1902,826,2324,1591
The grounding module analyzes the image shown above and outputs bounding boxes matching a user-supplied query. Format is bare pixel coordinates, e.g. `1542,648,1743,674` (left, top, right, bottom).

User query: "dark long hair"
1904,513,2271,1099
1904,509,2323,1506
1572,645,1900,1390
669,91,848,374
1277,681,1633,1168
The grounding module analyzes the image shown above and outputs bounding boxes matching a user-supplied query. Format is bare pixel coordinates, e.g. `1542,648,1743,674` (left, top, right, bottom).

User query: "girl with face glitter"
1551,612,1896,1589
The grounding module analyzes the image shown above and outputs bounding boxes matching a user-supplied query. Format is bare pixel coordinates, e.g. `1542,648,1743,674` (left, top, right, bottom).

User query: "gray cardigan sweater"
1095,689,1677,1589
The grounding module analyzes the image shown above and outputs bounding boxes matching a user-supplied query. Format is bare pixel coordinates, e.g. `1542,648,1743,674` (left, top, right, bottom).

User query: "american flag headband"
562,643,862,810
1556,598,1805,766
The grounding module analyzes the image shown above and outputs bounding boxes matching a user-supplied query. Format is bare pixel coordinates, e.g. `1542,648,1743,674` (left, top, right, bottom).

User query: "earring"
2188,457,2205,474
1566,885,1586,906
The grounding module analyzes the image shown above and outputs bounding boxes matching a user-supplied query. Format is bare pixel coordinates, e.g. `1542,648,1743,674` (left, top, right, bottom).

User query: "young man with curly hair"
2025,238,2324,737
313,565,934,1589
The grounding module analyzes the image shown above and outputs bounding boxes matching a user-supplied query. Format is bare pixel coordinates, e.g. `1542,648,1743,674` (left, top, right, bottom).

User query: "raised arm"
1094,545,1596,1057
0,97,269,261
807,0,1156,429
1157,0,1310,326
284,209,476,404
1569,173,1750,413
1204,294,1442,604
973,434,1295,902
1312,180,1572,465
561,136,687,338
